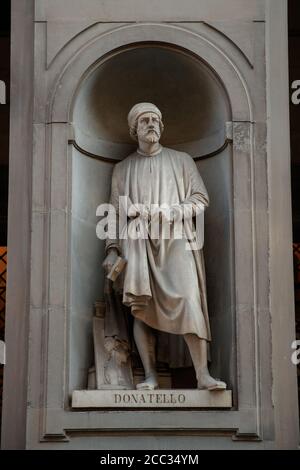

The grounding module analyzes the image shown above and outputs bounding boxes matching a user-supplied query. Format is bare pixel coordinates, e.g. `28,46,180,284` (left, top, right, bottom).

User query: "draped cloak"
106,147,211,342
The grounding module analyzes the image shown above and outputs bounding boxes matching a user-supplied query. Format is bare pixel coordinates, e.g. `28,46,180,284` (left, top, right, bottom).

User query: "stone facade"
1,0,299,449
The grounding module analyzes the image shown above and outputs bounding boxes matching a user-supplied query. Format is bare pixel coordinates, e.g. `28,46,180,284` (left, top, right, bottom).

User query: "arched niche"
69,42,234,391
72,44,230,159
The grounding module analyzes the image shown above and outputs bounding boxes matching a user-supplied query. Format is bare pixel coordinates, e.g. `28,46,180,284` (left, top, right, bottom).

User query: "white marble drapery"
106,147,211,341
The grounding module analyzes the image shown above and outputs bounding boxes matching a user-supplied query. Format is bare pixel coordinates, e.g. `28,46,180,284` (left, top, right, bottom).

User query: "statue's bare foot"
197,373,226,391
136,374,159,390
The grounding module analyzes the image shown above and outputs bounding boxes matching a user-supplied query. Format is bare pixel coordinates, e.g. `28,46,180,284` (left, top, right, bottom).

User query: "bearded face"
136,112,161,144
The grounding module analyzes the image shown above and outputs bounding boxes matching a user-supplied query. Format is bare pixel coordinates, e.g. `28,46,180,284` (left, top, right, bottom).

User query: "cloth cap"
127,102,162,129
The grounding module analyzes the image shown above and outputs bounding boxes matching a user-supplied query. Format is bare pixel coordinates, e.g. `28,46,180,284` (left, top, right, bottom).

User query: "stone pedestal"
72,389,232,409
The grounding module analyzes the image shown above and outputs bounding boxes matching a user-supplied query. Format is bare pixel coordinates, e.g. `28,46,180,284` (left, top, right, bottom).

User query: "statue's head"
127,102,164,144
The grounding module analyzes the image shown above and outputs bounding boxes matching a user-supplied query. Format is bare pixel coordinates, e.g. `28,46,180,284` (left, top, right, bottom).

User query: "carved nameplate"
72,389,232,409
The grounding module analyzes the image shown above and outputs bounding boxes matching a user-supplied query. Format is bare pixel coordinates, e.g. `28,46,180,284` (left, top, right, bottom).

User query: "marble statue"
102,102,226,391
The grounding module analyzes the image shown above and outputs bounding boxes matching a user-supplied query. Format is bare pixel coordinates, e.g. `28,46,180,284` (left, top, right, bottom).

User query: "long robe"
106,147,211,342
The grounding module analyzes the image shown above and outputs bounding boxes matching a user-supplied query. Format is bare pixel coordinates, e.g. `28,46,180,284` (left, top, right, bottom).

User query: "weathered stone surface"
34,0,265,22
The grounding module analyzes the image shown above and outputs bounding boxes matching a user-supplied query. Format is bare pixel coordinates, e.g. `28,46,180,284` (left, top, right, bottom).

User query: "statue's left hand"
102,248,119,273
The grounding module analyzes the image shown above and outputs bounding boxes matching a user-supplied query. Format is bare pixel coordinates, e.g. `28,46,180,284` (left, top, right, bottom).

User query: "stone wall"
1,0,299,449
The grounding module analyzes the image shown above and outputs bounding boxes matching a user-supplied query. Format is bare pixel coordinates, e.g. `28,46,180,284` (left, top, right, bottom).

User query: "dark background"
289,0,300,417
289,0,300,242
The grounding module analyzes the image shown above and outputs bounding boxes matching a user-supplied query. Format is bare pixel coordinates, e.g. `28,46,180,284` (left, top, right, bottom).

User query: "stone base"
72,389,232,409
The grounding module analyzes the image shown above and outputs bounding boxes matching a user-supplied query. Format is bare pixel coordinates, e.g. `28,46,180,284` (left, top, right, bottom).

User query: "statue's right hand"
102,249,119,274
